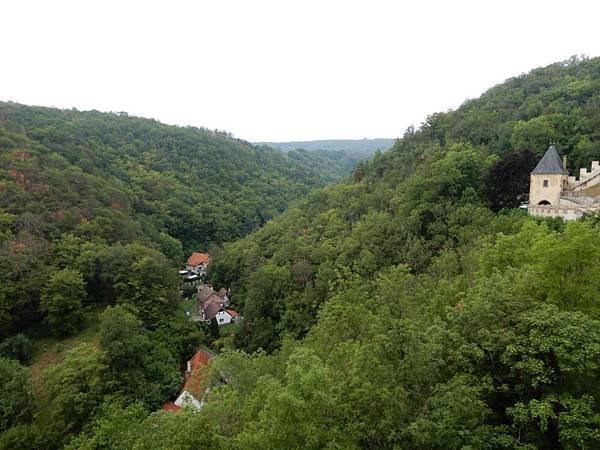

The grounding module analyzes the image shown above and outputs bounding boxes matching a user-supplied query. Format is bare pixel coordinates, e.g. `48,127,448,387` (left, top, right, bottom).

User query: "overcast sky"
1,1,599,142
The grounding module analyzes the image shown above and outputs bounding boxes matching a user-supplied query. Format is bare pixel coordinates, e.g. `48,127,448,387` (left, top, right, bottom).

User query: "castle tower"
529,145,567,207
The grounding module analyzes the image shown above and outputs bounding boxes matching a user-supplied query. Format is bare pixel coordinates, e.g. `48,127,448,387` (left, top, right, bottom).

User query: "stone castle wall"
528,205,594,221
567,160,600,191
528,160,600,221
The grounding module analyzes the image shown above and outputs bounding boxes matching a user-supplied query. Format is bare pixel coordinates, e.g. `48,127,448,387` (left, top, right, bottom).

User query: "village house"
180,252,210,287
528,145,600,220
197,284,240,326
163,348,213,412
186,252,210,274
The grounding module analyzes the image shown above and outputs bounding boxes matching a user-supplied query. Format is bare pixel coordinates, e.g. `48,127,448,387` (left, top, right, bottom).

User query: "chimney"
187,360,191,373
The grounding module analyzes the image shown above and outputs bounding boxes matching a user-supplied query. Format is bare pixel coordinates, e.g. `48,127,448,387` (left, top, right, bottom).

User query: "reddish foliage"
10,241,27,253
12,151,32,161
9,170,28,188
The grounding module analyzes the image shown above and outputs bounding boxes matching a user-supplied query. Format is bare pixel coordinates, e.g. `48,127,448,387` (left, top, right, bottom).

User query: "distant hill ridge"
256,138,396,156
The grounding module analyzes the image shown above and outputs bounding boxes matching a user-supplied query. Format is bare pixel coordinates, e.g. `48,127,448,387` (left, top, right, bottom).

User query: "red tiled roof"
187,252,209,267
226,309,241,318
163,350,213,413
181,350,212,398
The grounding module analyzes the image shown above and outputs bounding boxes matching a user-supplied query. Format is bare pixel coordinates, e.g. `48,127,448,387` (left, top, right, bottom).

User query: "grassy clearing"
180,297,197,315
26,305,103,430
29,305,103,396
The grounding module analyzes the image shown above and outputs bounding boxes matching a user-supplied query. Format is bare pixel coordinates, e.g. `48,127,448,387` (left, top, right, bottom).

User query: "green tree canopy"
0,358,32,432
40,268,86,336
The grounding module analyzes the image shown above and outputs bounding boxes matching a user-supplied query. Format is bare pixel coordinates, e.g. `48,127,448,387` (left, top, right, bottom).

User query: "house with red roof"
163,349,213,412
226,309,241,319
186,252,210,274
215,308,240,325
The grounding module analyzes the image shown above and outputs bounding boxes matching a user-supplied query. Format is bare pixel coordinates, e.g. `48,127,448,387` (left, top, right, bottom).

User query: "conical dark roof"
531,145,567,174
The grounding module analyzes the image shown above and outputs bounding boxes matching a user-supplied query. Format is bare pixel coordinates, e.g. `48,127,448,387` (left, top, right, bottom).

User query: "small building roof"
164,349,213,413
198,284,227,319
217,288,228,298
225,309,241,318
198,285,215,304
531,145,567,175
201,293,225,309
181,350,211,398
203,300,223,321
187,252,209,267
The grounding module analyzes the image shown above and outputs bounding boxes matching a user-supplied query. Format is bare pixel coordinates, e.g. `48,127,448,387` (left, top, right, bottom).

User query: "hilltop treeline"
258,138,396,157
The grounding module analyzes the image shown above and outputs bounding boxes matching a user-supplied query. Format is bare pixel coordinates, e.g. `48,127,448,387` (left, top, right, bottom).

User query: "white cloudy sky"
1,0,599,141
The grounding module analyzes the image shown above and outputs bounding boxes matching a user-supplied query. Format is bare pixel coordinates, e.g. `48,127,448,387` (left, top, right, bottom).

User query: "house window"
543,179,549,187
219,318,224,323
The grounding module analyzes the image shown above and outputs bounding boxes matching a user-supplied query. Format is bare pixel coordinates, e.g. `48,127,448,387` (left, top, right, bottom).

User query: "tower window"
543,179,549,187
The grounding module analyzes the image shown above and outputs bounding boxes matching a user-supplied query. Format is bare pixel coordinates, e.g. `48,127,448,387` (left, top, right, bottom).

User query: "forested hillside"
0,102,361,448
212,55,600,348
207,56,598,448
256,139,396,178
0,101,360,333
2,57,600,449
0,101,356,252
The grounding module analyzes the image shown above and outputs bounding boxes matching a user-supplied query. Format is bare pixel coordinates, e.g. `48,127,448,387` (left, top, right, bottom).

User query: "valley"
2,56,600,449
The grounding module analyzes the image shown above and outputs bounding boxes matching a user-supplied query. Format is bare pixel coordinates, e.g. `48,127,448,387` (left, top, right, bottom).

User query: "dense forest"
0,101,364,333
0,103,364,448
0,101,358,252
2,56,600,449
256,139,396,177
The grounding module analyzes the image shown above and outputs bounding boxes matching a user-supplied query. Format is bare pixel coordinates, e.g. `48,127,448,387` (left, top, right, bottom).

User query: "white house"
163,349,212,412
186,252,210,274
174,390,203,411
197,285,240,326
215,309,241,325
